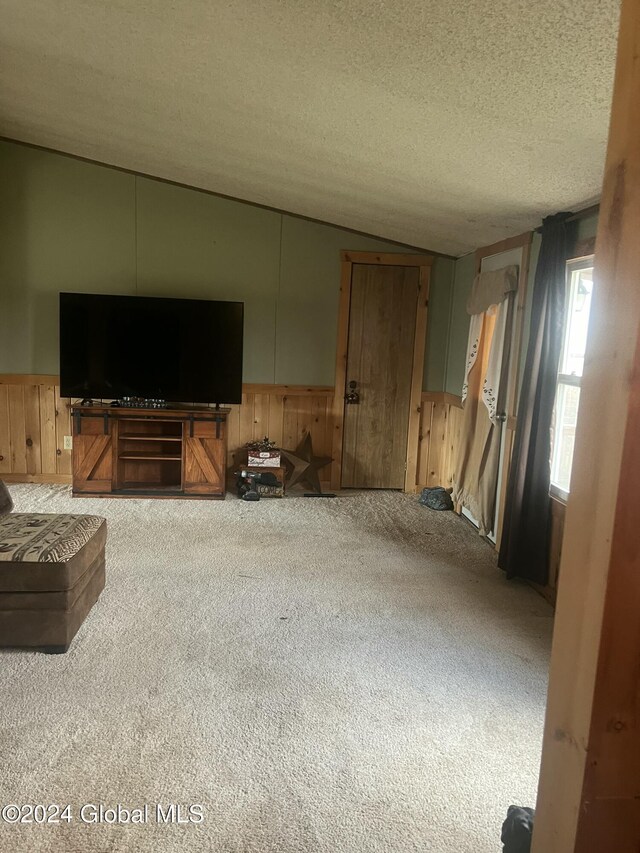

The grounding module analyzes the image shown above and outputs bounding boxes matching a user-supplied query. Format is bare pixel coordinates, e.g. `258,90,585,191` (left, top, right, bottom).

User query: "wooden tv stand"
71,404,230,499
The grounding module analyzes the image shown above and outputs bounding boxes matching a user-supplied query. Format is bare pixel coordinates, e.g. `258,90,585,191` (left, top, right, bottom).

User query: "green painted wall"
423,256,454,392
0,143,136,377
577,212,599,243
0,140,454,389
445,252,475,395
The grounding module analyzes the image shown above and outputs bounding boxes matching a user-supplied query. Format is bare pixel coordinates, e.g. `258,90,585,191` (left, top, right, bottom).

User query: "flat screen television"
59,292,244,404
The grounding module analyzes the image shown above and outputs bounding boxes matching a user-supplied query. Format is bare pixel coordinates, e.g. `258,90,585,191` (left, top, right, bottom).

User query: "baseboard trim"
2,473,72,485
421,390,463,408
241,384,334,396
0,374,335,396
0,374,61,385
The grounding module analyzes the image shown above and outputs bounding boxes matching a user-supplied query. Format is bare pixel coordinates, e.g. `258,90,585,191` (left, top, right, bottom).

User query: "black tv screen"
59,293,244,404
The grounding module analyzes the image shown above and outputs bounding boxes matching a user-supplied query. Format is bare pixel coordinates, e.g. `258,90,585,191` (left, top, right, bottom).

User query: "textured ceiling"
0,0,619,255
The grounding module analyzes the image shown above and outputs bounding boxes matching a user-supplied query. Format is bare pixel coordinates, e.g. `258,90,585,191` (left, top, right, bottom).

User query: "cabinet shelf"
116,483,183,494
119,433,183,442
118,453,182,461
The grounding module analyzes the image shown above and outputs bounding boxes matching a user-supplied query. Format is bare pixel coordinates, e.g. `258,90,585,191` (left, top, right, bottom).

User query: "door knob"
496,412,507,422
345,380,360,404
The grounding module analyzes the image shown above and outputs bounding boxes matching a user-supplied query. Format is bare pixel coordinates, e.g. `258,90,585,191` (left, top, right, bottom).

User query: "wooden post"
533,1,640,850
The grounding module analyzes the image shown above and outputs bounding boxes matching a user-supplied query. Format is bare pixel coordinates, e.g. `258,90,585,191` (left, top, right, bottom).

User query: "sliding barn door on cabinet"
72,413,114,494
184,419,226,496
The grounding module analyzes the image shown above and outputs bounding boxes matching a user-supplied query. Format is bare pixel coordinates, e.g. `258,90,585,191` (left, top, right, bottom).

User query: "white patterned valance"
466,265,519,315
461,313,483,405
482,302,510,423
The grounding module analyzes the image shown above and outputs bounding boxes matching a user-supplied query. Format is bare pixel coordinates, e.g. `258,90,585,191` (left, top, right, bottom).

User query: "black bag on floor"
501,805,535,853
418,486,453,511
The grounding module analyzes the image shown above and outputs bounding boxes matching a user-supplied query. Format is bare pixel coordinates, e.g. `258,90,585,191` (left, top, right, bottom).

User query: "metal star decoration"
281,432,332,494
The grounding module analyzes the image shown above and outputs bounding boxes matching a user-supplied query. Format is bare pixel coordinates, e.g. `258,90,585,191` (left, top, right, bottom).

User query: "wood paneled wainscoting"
0,376,337,486
417,392,464,490
0,376,71,483
0,375,463,492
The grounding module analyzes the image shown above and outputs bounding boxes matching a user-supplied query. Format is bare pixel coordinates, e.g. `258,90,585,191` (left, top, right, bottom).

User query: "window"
550,258,594,501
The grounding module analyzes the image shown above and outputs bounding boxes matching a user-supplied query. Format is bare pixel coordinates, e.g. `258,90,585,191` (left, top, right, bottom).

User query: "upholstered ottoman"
0,513,106,653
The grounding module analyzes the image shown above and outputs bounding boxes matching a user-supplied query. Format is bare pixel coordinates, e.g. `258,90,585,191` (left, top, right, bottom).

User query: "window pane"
560,266,593,377
551,382,581,494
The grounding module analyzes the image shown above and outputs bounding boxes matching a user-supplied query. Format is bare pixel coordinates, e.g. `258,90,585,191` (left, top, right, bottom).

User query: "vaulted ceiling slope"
0,0,619,256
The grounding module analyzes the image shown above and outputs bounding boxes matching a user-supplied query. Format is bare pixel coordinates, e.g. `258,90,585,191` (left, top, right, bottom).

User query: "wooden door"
72,413,114,493
184,420,226,496
341,263,419,488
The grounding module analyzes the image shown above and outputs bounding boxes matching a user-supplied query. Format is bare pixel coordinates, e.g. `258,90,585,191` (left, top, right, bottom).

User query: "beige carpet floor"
0,485,553,852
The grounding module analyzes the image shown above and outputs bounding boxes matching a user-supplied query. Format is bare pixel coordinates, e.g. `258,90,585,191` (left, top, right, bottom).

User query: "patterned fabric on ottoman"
0,480,12,516
0,513,107,653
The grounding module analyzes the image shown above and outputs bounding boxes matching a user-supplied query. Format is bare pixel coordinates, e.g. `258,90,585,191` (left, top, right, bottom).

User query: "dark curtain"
498,213,577,583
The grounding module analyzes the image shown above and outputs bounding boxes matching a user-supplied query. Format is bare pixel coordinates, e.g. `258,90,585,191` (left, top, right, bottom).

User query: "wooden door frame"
330,251,434,492
533,0,640,846
473,231,533,547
